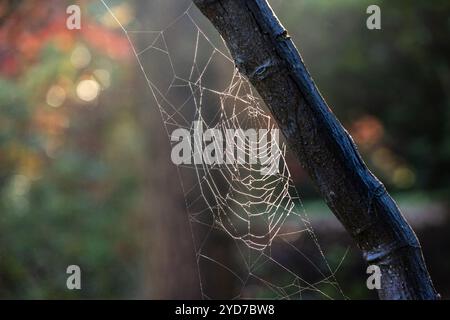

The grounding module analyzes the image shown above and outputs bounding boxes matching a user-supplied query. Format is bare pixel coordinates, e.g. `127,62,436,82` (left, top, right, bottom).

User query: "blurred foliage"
274,0,450,195
0,0,142,298
0,0,449,299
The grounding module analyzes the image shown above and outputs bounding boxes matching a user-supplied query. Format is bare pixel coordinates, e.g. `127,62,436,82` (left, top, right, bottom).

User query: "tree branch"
192,0,438,299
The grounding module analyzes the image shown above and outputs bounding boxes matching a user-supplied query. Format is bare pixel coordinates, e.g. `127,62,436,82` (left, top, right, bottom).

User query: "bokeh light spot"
93,69,111,89
393,167,416,189
71,45,91,69
101,3,134,29
76,79,100,102
46,85,66,107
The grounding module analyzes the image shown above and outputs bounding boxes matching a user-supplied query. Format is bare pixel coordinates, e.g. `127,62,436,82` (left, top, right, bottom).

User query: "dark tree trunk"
192,0,437,300
135,0,201,299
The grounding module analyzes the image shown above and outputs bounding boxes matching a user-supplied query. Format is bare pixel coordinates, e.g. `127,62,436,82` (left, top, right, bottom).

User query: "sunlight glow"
76,79,100,102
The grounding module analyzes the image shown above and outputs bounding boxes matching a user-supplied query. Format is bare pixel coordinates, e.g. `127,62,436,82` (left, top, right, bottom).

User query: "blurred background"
0,0,449,299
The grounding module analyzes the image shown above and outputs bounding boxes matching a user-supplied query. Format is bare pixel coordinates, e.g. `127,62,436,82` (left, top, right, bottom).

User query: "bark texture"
192,0,437,300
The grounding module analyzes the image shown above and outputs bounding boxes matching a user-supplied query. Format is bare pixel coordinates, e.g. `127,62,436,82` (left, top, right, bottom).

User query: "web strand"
101,0,347,300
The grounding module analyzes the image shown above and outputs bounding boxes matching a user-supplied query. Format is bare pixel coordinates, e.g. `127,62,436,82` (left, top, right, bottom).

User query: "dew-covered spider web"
101,0,348,299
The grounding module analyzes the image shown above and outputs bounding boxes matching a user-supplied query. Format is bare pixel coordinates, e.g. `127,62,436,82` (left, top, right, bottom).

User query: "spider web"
101,0,348,299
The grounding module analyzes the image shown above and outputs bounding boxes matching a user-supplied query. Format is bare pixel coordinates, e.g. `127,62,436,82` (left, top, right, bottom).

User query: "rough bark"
192,0,437,300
